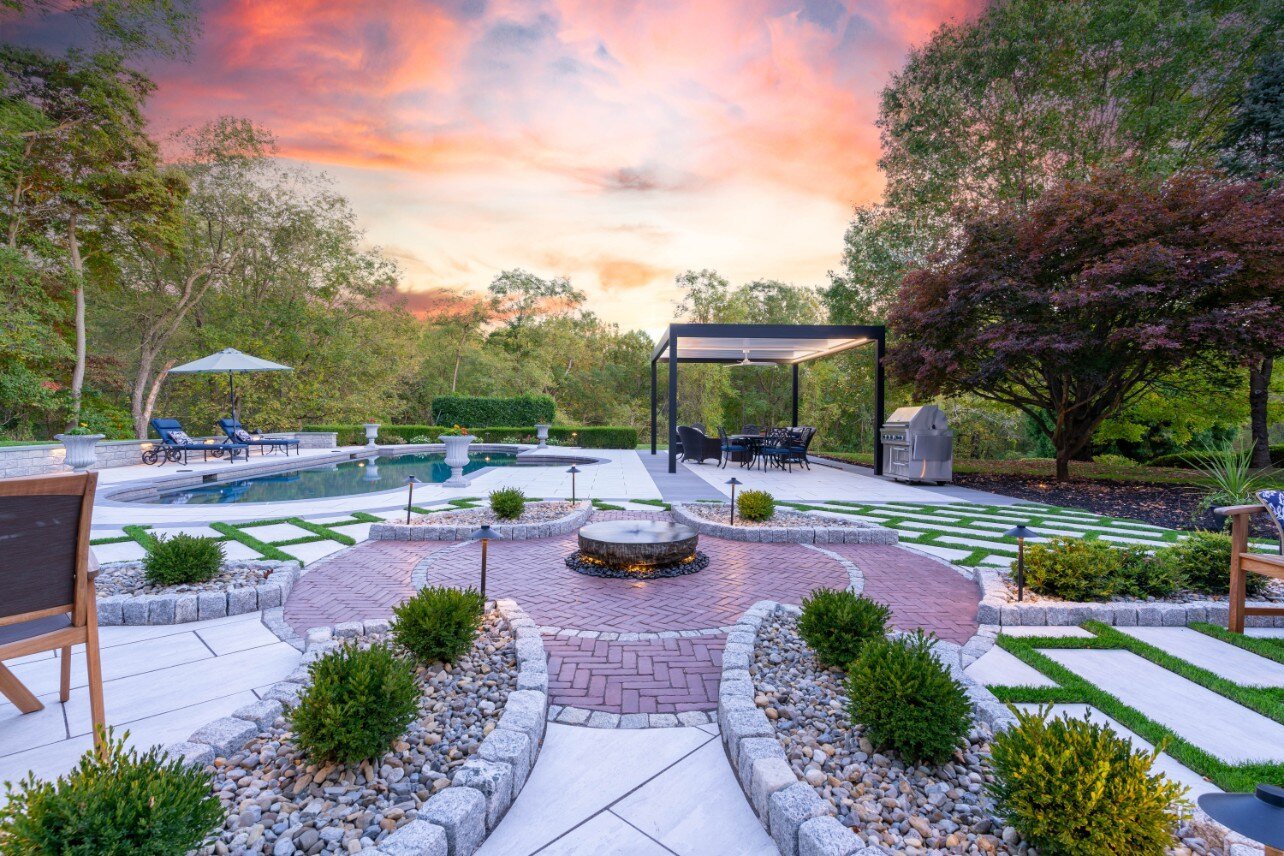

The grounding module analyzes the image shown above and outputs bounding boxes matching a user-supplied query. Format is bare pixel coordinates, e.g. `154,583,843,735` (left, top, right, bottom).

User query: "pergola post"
874,330,886,475
791,363,799,427
667,334,678,474
650,358,657,455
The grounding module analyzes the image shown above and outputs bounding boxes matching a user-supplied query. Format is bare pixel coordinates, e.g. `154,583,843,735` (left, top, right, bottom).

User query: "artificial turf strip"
89,534,135,545
631,499,671,510
994,633,1284,792
284,517,356,546
591,499,625,511
234,517,291,528
209,522,293,561
1189,622,1284,667
122,524,157,550
268,535,327,547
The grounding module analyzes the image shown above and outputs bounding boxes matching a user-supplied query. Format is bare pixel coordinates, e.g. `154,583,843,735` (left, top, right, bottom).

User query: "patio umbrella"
168,348,292,420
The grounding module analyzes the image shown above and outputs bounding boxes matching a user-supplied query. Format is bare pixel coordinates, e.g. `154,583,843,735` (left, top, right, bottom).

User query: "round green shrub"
489,487,527,520
988,705,1186,856
847,630,971,765
797,588,891,669
143,533,225,587
1022,537,1121,601
736,489,775,522
391,586,486,665
291,642,420,766
1155,530,1266,596
1113,546,1183,599
0,729,224,855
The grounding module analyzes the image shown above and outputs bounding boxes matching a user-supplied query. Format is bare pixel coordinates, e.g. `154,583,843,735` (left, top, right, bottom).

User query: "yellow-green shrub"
737,490,775,522
1023,537,1120,601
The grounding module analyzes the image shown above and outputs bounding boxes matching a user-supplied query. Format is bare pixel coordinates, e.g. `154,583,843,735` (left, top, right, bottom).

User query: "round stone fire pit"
567,520,707,579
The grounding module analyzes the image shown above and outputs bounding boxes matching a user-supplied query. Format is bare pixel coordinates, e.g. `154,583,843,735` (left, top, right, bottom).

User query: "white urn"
440,434,477,487
535,424,550,449
364,423,380,448
55,433,105,472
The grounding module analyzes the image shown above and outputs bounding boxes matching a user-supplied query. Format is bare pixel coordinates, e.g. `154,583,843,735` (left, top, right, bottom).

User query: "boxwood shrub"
490,487,527,520
1155,530,1266,596
989,705,1185,856
431,395,555,428
391,586,486,665
0,730,224,855
736,489,775,522
144,533,225,586
797,588,890,668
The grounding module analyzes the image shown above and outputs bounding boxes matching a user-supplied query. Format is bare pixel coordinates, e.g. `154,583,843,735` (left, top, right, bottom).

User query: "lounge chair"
0,472,106,753
218,418,300,457
677,426,722,465
146,418,248,466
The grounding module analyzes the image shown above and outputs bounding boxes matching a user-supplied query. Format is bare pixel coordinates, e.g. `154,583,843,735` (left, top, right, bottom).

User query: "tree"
887,172,1284,480
1221,51,1284,466
825,205,941,325
2,0,200,58
486,269,585,357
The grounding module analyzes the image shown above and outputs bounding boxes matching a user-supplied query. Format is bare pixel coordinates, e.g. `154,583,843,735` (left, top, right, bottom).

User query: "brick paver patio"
284,512,980,713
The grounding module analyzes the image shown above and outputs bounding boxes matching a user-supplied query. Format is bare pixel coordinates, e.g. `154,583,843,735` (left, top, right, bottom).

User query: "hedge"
430,395,555,428
1147,446,1284,468
301,424,638,449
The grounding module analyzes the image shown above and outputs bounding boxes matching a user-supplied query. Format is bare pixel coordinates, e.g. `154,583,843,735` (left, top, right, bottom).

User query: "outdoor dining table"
728,433,767,469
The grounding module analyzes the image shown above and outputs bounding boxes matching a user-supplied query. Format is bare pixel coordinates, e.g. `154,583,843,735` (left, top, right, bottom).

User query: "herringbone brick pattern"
544,635,725,713
284,540,445,633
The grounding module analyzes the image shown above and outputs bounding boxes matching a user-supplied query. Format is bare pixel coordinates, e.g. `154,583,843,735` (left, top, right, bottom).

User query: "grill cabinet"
880,405,953,484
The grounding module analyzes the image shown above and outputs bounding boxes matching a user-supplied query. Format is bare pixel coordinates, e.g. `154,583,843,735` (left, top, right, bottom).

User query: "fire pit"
566,520,708,579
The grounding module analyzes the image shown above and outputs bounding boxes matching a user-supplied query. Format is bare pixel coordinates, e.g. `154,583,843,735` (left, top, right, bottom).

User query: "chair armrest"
87,569,99,582
1215,503,1266,516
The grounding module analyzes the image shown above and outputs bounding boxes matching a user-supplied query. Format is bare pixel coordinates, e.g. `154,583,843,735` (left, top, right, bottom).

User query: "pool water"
150,451,553,504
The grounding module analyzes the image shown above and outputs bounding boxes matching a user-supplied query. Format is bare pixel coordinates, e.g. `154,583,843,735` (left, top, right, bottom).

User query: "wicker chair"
677,426,722,464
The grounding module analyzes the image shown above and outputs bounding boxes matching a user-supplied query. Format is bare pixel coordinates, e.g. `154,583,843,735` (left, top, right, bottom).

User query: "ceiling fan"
738,349,776,367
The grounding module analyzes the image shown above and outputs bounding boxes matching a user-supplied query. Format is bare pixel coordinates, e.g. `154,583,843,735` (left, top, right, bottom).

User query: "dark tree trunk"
1250,354,1274,469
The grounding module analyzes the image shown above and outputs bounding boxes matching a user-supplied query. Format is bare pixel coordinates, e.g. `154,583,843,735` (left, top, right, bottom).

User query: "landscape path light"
1199,785,1284,855
405,475,420,524
1003,524,1038,601
726,477,742,525
567,466,580,503
468,525,502,598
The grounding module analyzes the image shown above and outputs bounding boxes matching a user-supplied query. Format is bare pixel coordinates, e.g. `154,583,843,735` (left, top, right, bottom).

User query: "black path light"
1004,524,1038,601
1200,785,1284,855
567,466,580,503
405,475,420,524
468,525,502,598
726,477,742,525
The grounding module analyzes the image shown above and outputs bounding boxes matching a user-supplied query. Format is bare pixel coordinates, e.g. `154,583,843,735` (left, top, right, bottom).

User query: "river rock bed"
95,560,276,597
683,503,871,529
751,613,1215,856
200,612,517,855
410,500,580,527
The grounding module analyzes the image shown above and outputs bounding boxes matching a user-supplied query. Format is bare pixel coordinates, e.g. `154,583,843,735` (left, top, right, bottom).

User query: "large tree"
887,172,1284,480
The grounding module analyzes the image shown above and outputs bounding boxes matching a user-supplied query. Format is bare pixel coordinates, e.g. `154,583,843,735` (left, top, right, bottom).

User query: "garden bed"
95,560,300,626
369,501,592,541
673,503,897,545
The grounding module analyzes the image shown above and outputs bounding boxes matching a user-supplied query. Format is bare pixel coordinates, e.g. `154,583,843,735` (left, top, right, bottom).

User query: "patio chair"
718,428,752,469
757,428,794,472
0,472,106,753
218,418,301,457
147,418,248,466
677,426,722,465
742,424,759,436
1215,491,1284,633
784,426,817,470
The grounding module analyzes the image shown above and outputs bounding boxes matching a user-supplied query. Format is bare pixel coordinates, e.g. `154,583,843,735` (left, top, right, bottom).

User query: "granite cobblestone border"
162,598,549,856
95,560,303,626
717,600,1014,856
671,503,898,545
371,501,593,542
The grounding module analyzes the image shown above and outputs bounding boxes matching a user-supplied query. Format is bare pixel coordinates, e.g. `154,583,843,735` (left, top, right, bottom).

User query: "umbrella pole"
229,371,236,421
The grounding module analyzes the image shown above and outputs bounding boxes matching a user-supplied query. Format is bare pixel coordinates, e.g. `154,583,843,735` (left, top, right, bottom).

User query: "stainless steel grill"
880,405,953,484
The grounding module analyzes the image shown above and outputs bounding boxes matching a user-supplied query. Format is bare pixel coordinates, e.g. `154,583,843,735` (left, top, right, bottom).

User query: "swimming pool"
147,451,574,504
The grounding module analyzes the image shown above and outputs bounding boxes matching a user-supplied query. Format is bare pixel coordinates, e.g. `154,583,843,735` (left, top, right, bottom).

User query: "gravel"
684,503,871,529
96,560,274,597
409,501,580,528
199,612,517,855
750,613,1215,855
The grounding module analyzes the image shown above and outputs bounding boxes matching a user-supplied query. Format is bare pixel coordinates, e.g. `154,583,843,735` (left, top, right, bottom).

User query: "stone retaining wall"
163,599,549,856
370,502,593,542
0,432,337,479
96,561,302,626
717,601,1012,856
671,503,898,546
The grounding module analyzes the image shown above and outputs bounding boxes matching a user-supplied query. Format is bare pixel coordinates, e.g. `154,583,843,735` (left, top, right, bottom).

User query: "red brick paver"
544,635,725,714
283,540,443,632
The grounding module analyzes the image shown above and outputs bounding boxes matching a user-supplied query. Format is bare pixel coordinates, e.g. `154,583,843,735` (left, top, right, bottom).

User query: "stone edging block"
369,502,593,542
670,503,898,546
96,560,301,627
717,600,1014,856
161,599,549,856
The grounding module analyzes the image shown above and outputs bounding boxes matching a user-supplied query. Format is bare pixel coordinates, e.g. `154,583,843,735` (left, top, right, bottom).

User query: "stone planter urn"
55,433,105,472
535,424,550,449
364,423,380,448
439,434,476,487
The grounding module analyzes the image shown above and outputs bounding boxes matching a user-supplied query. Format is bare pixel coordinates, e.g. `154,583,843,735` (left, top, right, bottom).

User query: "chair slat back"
0,473,95,622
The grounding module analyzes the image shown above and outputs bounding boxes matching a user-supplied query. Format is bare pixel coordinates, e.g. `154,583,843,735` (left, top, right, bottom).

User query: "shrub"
988,705,1185,856
737,489,775,522
431,395,555,428
391,586,486,665
847,630,971,765
143,533,225,586
490,487,527,520
1022,537,1120,601
1092,453,1138,468
1155,530,1267,596
291,642,420,765
0,729,224,855
797,588,891,668
1113,546,1182,599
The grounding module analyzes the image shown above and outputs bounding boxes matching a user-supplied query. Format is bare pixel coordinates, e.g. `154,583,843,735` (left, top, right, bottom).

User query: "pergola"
649,323,886,474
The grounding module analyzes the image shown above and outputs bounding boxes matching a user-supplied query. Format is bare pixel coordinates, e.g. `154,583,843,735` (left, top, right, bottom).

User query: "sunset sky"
7,0,980,331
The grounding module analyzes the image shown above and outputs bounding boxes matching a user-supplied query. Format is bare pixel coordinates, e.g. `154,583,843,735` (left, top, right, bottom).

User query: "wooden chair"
0,472,106,752
1216,499,1284,633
